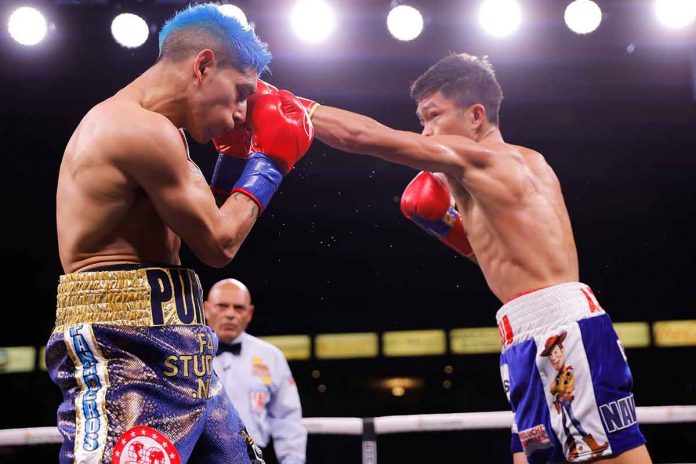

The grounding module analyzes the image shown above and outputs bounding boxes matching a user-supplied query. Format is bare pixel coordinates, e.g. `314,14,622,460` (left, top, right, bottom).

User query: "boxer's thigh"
501,340,565,463
189,372,265,464
49,323,217,464
576,314,646,455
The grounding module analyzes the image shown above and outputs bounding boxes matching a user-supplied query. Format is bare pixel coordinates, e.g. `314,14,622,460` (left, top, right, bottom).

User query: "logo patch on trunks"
600,394,637,433
112,426,180,464
518,424,553,454
66,324,109,458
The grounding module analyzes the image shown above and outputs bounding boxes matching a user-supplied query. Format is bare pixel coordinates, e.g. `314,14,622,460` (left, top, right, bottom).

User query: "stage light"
290,0,335,44
387,5,424,42
479,0,522,38
655,0,696,30
217,4,249,29
8,6,47,46
391,386,406,397
111,13,149,49
564,0,602,35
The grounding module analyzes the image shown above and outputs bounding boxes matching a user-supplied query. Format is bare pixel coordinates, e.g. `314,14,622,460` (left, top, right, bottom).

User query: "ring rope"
1,405,695,446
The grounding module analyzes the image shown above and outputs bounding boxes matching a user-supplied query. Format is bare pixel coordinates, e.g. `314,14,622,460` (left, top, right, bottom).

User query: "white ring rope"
1,406,695,446
376,410,514,434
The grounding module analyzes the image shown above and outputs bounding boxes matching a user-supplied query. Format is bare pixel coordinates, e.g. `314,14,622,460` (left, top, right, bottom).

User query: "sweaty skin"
310,91,577,303
57,52,259,273
310,91,652,463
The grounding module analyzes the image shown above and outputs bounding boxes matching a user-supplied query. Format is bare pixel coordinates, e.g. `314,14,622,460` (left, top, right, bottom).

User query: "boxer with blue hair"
49,4,313,464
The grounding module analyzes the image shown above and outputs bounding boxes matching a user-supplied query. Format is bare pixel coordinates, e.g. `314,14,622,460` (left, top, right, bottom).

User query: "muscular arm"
115,118,257,268
311,105,492,177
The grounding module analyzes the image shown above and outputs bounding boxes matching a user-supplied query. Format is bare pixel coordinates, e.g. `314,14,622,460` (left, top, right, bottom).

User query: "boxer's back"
449,142,579,302
57,98,181,273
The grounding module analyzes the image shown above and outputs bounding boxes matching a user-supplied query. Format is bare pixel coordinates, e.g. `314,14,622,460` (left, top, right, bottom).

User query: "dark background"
1,0,695,462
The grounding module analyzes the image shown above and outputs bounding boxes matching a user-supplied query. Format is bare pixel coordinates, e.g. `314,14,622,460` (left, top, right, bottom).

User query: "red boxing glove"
258,79,319,118
212,124,251,157
247,90,314,173
228,90,314,212
257,79,319,119
256,79,278,96
209,79,281,196
210,83,314,202
210,124,252,196
400,171,474,258
212,80,278,157
296,96,320,119
212,79,279,157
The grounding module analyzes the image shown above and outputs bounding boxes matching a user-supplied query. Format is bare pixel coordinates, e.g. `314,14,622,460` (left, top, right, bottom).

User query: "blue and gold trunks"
46,264,263,464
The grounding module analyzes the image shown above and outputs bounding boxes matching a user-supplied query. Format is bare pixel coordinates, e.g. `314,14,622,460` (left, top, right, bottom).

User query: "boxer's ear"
466,103,487,138
193,49,216,83
470,104,487,127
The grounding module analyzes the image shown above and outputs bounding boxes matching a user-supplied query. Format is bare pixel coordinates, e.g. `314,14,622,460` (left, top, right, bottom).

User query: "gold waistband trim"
54,267,205,333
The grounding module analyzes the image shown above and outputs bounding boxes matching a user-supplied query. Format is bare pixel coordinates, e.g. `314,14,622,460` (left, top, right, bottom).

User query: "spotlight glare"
217,4,249,29
8,7,47,46
564,0,602,35
111,13,149,49
291,0,335,44
655,0,696,30
387,5,424,41
391,386,406,397
479,0,522,38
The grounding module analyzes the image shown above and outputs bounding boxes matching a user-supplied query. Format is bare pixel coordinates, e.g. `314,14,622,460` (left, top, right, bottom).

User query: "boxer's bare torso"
57,61,260,274
57,98,185,273
443,141,578,303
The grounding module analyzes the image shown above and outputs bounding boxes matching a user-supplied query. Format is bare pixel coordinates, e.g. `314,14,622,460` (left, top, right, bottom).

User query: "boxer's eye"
236,84,255,102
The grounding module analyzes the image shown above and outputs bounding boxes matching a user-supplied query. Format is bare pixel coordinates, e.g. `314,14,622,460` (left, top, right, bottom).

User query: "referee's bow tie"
217,341,242,356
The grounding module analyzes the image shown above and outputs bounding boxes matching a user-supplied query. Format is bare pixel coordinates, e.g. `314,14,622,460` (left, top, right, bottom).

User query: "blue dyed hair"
158,3,271,75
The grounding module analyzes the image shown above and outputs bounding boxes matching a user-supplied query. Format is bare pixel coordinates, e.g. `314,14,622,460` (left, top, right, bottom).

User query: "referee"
205,278,307,464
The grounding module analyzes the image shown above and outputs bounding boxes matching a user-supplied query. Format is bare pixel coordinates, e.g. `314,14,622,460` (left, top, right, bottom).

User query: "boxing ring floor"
2,406,695,463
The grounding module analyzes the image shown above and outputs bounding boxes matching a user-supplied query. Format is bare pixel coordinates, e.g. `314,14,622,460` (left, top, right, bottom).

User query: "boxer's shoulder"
459,143,556,202
478,142,535,164
98,98,179,147
84,99,185,167
514,145,561,190
512,145,548,169
63,99,187,195
477,143,552,182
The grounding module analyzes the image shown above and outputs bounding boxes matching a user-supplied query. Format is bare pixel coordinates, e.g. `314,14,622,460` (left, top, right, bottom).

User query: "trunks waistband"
78,263,186,272
54,266,205,333
496,282,605,350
